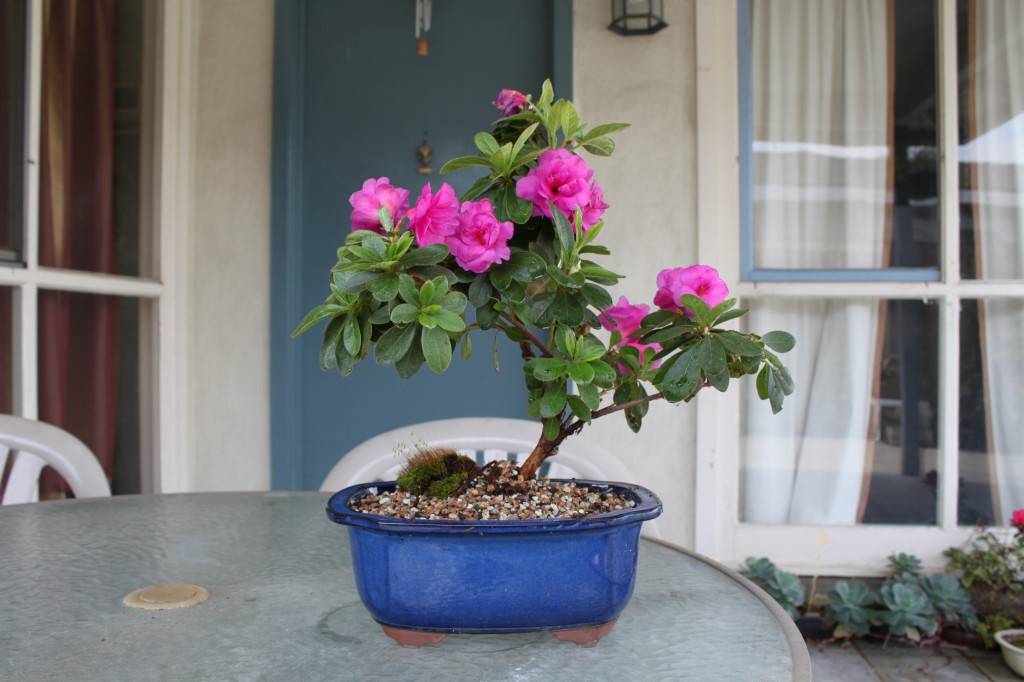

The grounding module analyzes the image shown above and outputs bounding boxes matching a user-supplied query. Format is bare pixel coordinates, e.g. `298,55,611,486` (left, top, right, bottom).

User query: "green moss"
395,448,481,498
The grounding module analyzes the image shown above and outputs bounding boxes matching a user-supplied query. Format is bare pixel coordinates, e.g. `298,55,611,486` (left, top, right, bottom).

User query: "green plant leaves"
421,325,453,373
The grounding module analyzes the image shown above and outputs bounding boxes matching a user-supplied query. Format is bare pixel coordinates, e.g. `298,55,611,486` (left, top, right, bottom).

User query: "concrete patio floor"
809,638,1019,681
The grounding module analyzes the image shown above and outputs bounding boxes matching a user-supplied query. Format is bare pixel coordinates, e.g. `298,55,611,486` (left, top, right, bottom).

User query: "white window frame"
0,0,192,494
693,0,1021,575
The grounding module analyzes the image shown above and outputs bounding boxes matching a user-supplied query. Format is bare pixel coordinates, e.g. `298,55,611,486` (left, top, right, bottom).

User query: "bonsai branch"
517,391,666,480
498,310,550,358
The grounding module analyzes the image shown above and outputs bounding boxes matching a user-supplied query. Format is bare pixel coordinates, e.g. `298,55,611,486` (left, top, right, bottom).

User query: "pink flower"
1012,509,1024,530
515,149,594,223
600,296,649,339
601,296,662,371
408,182,460,247
579,181,608,233
653,265,730,315
349,177,410,234
446,199,514,273
494,88,527,116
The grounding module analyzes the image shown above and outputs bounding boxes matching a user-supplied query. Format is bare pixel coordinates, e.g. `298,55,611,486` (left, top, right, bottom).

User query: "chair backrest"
0,415,112,505
319,417,642,491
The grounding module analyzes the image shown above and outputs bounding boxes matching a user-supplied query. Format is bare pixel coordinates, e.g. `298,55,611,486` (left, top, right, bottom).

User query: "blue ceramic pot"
326,480,662,641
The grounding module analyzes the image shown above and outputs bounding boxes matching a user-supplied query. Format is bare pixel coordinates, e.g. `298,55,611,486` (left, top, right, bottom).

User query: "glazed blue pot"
326,480,662,642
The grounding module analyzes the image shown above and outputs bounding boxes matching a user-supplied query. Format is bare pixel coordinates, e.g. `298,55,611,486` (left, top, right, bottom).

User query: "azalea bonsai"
293,81,794,483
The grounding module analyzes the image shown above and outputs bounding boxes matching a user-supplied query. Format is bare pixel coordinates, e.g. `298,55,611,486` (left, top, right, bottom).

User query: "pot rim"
996,629,1024,652
326,478,663,533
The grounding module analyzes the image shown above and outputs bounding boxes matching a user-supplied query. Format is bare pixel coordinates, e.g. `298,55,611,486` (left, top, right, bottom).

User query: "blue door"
271,0,572,489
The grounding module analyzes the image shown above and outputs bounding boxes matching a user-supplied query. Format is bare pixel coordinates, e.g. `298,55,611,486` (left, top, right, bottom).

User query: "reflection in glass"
959,1,1024,280
740,299,940,526
1,0,26,264
0,287,11,414
37,290,140,496
961,300,1024,526
747,0,939,272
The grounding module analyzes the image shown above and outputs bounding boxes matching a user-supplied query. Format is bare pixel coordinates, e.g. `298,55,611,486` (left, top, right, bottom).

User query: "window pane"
0,286,11,413
961,299,1024,526
959,0,1024,280
1,0,26,265
38,0,146,276
740,298,939,526
745,0,940,274
37,290,140,496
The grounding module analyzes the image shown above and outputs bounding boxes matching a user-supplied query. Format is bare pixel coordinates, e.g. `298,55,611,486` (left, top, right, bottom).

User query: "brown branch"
498,310,550,358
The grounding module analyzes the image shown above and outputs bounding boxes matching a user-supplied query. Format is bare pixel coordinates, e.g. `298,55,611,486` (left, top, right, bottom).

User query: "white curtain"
972,1,1024,519
741,0,890,524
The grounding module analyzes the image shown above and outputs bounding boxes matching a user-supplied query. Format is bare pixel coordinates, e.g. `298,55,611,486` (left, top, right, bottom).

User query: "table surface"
1,492,810,681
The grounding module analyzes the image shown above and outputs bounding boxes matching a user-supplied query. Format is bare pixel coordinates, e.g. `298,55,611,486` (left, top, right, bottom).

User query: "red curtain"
38,0,119,496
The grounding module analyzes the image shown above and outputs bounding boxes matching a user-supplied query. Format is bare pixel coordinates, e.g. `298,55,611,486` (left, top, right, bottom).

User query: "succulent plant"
825,580,877,638
740,557,806,619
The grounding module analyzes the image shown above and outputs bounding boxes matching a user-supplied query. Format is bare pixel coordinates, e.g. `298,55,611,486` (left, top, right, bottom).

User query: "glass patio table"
0,492,810,681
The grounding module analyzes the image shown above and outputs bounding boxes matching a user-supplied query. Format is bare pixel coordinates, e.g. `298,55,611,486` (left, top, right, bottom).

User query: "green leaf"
421,325,453,373
554,327,575,356
504,249,546,281
474,132,500,155
708,297,737,321
476,302,499,329
419,279,436,307
640,310,680,329
549,201,575,253
696,337,727,375
460,334,473,361
292,303,342,337
560,100,580,136
539,379,568,418
319,315,345,370
368,273,400,301
567,361,596,385
567,395,592,422
440,155,493,174
394,331,425,379
538,79,554,108
390,303,420,325
577,265,621,286
398,243,450,267
756,365,770,401
526,357,569,381
398,275,420,305
500,183,533,224
468,274,495,307
441,291,468,314
774,365,795,395
713,308,749,325
342,315,361,356
589,360,617,387
546,264,584,289
543,416,560,441
488,266,513,291
582,136,615,156
582,122,631,140
661,347,702,403
407,265,458,285
716,330,764,357
434,310,466,333
580,282,613,311
510,123,539,162
762,331,796,353
578,382,600,410
374,324,417,365
678,294,711,327
360,232,388,259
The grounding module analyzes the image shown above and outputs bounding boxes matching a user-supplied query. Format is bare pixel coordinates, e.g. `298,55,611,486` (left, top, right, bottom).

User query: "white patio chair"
0,414,111,505
319,417,661,537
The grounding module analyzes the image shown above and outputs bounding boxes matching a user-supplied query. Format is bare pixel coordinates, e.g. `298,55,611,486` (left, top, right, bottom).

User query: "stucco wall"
573,0,699,547
189,0,274,490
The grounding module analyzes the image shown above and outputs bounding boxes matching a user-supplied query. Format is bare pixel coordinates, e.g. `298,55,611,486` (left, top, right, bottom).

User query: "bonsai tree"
293,81,794,482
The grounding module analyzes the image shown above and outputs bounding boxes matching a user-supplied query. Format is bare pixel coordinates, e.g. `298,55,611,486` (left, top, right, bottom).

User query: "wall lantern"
608,0,668,36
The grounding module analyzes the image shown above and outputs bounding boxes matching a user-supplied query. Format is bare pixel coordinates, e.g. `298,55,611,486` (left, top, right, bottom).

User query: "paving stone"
809,641,880,682
810,638,1020,681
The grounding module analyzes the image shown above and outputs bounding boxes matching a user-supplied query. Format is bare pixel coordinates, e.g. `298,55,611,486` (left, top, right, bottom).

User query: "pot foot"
381,625,448,647
551,621,616,646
